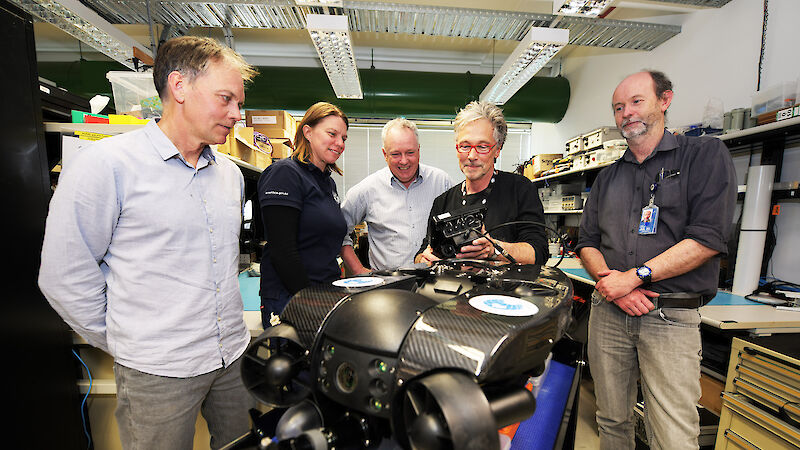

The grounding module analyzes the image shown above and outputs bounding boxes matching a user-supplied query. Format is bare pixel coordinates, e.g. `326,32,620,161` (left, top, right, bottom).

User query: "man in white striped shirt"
340,118,453,273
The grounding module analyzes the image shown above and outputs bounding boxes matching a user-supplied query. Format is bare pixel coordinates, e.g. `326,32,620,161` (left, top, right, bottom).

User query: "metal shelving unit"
530,160,616,184
544,209,583,215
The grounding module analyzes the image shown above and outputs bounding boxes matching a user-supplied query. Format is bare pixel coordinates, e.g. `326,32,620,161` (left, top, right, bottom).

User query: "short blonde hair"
292,102,349,175
153,36,258,99
453,101,507,148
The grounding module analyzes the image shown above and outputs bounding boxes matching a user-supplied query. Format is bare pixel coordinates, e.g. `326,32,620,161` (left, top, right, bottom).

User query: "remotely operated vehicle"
231,211,574,450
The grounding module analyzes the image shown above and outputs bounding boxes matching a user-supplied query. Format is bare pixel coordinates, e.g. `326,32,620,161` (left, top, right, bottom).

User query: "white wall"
534,0,800,284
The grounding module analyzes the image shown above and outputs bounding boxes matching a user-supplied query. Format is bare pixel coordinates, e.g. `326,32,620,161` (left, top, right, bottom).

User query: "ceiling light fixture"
553,0,615,17
295,0,344,7
306,13,363,99
480,26,569,105
10,0,152,70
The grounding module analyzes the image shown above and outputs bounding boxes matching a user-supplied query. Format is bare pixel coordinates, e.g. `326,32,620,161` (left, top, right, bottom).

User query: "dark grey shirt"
576,129,737,296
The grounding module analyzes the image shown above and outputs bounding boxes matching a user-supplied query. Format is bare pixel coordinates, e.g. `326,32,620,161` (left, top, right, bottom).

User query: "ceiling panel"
79,0,681,51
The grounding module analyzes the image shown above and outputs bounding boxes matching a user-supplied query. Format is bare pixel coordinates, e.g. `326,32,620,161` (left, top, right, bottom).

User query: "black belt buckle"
655,292,706,309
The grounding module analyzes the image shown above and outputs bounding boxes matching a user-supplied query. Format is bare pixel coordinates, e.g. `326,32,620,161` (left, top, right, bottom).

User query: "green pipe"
38,61,570,122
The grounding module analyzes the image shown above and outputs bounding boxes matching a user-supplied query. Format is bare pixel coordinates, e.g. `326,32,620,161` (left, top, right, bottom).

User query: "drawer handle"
743,346,800,372
733,377,788,411
724,428,761,450
722,392,800,445
735,363,800,399
781,402,800,428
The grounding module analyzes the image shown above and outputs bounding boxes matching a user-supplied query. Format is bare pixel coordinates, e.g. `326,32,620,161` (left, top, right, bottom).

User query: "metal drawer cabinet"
715,338,800,449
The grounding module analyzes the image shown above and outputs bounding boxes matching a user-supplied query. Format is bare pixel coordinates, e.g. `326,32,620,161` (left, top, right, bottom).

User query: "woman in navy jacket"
257,102,348,327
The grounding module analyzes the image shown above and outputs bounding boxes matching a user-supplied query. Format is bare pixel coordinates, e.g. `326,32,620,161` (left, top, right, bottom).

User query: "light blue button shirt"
341,164,452,270
38,120,249,377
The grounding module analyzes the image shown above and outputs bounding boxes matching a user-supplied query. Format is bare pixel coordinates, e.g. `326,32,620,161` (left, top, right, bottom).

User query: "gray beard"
621,121,648,139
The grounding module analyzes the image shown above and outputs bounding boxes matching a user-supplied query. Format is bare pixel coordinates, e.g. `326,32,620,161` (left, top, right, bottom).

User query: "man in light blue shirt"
39,37,258,450
340,118,453,273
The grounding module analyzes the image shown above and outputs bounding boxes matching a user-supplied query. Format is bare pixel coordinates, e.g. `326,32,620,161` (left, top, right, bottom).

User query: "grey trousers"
588,292,702,450
114,356,256,450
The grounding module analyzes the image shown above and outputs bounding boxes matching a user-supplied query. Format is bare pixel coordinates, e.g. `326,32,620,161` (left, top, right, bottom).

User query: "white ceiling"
30,0,718,75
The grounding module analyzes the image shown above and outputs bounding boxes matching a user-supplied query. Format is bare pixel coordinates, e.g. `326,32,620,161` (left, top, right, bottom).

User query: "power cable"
757,0,768,91
474,220,566,267
72,349,93,450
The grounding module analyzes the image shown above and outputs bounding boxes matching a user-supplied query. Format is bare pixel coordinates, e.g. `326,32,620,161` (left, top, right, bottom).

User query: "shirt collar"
621,129,677,164
144,120,216,167
293,155,331,176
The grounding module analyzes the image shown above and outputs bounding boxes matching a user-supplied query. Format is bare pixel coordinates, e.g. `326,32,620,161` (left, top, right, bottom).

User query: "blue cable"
71,349,93,450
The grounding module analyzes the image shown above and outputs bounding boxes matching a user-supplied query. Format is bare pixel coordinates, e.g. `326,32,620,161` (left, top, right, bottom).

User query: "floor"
574,376,601,449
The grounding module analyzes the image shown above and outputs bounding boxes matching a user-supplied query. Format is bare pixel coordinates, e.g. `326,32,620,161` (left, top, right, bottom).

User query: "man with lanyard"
340,118,452,273
576,70,737,449
415,101,547,265
39,37,257,449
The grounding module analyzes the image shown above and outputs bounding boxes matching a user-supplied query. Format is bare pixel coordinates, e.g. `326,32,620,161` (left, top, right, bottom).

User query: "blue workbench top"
558,267,757,306
239,272,261,311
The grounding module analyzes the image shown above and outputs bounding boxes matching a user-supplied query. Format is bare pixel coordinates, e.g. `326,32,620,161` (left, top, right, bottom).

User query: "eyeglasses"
456,142,498,154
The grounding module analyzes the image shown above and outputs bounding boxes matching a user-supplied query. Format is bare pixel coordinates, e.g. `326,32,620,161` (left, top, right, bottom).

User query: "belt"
653,292,713,309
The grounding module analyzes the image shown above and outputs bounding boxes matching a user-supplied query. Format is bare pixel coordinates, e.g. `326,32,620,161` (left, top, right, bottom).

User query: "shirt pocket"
655,177,682,213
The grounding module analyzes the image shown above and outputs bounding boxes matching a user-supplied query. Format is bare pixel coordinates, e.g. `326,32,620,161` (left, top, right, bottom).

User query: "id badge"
638,205,659,235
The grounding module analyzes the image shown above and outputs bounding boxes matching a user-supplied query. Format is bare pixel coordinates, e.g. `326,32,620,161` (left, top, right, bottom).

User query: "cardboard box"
252,148,271,169
269,138,293,160
245,110,297,141
532,153,563,176
523,161,534,180
217,126,259,164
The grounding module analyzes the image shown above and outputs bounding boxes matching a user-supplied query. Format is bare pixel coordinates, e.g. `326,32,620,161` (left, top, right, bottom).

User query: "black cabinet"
2,2,84,448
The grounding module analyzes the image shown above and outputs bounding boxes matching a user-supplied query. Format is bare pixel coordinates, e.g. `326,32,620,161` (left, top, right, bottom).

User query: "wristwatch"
635,265,652,284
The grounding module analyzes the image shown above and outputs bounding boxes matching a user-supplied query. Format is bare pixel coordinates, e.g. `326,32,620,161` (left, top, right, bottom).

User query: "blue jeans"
588,291,702,450
114,356,256,450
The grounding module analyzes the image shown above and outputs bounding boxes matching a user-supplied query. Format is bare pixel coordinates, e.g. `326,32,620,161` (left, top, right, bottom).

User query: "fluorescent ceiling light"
553,0,614,17
306,14,363,99
10,0,152,70
480,26,569,105
295,0,344,7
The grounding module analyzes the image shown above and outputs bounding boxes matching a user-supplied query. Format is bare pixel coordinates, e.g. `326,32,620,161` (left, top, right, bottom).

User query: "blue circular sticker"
468,295,539,317
332,277,385,288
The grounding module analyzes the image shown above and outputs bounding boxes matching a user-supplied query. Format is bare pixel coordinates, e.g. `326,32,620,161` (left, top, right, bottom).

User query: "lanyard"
461,175,496,206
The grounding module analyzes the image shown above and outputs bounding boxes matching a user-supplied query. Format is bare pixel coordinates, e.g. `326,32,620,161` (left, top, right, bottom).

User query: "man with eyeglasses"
340,118,452,273
414,101,547,265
